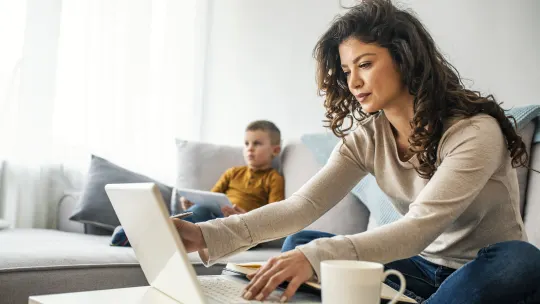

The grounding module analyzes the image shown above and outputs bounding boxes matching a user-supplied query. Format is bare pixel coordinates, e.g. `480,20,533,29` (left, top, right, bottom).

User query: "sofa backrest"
516,122,536,216
280,139,370,235
524,138,540,248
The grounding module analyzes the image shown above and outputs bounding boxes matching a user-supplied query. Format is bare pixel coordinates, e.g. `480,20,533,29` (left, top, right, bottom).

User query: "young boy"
110,120,284,246
181,120,285,223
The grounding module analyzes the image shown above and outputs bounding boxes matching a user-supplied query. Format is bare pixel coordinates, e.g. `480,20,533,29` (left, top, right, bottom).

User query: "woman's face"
339,38,410,113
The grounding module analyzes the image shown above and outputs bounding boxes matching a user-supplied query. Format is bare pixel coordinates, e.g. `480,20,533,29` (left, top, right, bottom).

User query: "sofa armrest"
56,192,84,234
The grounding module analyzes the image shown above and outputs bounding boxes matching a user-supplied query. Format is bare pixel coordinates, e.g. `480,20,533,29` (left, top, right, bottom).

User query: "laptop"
104,183,321,304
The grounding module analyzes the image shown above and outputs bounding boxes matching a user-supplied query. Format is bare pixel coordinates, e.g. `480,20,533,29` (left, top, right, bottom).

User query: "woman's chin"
360,103,380,114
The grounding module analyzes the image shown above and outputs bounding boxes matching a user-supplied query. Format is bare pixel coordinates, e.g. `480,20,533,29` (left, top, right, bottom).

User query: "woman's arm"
197,138,369,265
297,116,508,278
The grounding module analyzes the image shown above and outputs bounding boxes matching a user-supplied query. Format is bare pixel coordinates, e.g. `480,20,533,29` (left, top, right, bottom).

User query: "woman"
174,0,540,303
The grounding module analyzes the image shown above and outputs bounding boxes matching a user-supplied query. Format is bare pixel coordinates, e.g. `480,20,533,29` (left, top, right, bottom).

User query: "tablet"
176,188,233,208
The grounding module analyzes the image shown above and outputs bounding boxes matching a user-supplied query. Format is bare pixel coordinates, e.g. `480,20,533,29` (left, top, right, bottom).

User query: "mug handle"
382,269,407,304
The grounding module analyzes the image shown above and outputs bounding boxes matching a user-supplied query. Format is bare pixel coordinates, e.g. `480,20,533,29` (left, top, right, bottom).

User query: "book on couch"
223,262,417,304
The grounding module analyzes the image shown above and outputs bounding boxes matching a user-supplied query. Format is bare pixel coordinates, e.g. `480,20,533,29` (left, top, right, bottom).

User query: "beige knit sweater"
197,112,527,279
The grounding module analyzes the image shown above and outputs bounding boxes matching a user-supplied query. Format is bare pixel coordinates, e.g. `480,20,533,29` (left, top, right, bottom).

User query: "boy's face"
243,130,280,170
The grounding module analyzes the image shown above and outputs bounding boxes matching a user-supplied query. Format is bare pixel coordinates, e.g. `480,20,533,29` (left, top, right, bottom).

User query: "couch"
1,121,539,304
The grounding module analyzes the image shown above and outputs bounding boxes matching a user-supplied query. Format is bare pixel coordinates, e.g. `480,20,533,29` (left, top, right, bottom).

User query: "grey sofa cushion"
69,155,174,233
0,229,278,272
0,229,279,304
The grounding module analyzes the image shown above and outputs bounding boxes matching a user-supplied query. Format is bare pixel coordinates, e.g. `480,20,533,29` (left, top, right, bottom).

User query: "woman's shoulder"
439,113,505,154
333,113,383,165
347,111,386,138
442,113,500,137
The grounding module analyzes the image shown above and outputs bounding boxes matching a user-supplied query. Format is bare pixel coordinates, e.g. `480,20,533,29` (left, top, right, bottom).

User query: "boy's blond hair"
246,120,281,145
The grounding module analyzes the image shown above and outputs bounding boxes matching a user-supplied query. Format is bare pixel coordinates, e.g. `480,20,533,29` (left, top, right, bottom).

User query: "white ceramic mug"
321,260,406,304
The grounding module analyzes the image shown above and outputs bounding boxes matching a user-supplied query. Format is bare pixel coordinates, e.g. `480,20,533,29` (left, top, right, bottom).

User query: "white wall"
201,0,540,145
402,0,540,107
201,0,343,145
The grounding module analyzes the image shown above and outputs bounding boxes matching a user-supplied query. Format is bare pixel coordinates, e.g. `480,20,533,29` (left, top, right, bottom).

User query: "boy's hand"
221,204,246,217
180,196,194,210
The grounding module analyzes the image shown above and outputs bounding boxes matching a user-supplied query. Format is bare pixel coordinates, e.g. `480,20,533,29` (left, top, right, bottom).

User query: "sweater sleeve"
196,132,370,265
297,116,508,279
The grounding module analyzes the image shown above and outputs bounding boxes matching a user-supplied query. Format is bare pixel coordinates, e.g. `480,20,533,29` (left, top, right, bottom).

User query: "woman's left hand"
242,249,314,302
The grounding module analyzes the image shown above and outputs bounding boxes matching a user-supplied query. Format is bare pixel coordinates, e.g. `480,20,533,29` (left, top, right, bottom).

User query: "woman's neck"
383,99,415,140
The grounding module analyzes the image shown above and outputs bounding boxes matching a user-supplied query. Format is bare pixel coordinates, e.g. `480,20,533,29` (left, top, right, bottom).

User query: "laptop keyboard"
199,276,283,303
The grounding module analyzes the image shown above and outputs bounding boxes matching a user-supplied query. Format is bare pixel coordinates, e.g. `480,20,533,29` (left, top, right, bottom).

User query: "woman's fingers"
280,277,304,303
243,250,314,302
243,258,279,298
257,269,293,301
246,270,257,280
246,265,284,300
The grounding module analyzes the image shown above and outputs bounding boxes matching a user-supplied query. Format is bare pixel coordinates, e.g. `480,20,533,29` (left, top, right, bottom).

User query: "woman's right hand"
171,218,207,253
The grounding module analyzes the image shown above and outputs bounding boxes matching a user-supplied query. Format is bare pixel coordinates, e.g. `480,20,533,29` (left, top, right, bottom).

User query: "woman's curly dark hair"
315,0,528,179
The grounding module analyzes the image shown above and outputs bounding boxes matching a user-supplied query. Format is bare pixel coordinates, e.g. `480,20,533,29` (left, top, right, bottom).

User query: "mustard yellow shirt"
211,166,285,212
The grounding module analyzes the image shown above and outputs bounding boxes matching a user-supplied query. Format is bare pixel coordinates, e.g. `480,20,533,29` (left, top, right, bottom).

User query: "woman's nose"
348,72,363,91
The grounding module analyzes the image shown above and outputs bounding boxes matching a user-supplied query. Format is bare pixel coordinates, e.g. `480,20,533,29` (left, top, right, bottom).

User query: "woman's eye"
359,62,372,69
343,71,350,77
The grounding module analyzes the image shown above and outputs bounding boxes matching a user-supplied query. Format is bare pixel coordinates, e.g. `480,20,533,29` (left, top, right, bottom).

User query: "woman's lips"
355,93,371,102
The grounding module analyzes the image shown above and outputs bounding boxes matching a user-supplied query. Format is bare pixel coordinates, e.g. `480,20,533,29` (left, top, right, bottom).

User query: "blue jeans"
183,204,224,223
282,230,540,304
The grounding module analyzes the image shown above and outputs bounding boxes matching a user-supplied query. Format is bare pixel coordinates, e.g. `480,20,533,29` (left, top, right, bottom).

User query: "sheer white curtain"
0,0,202,228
